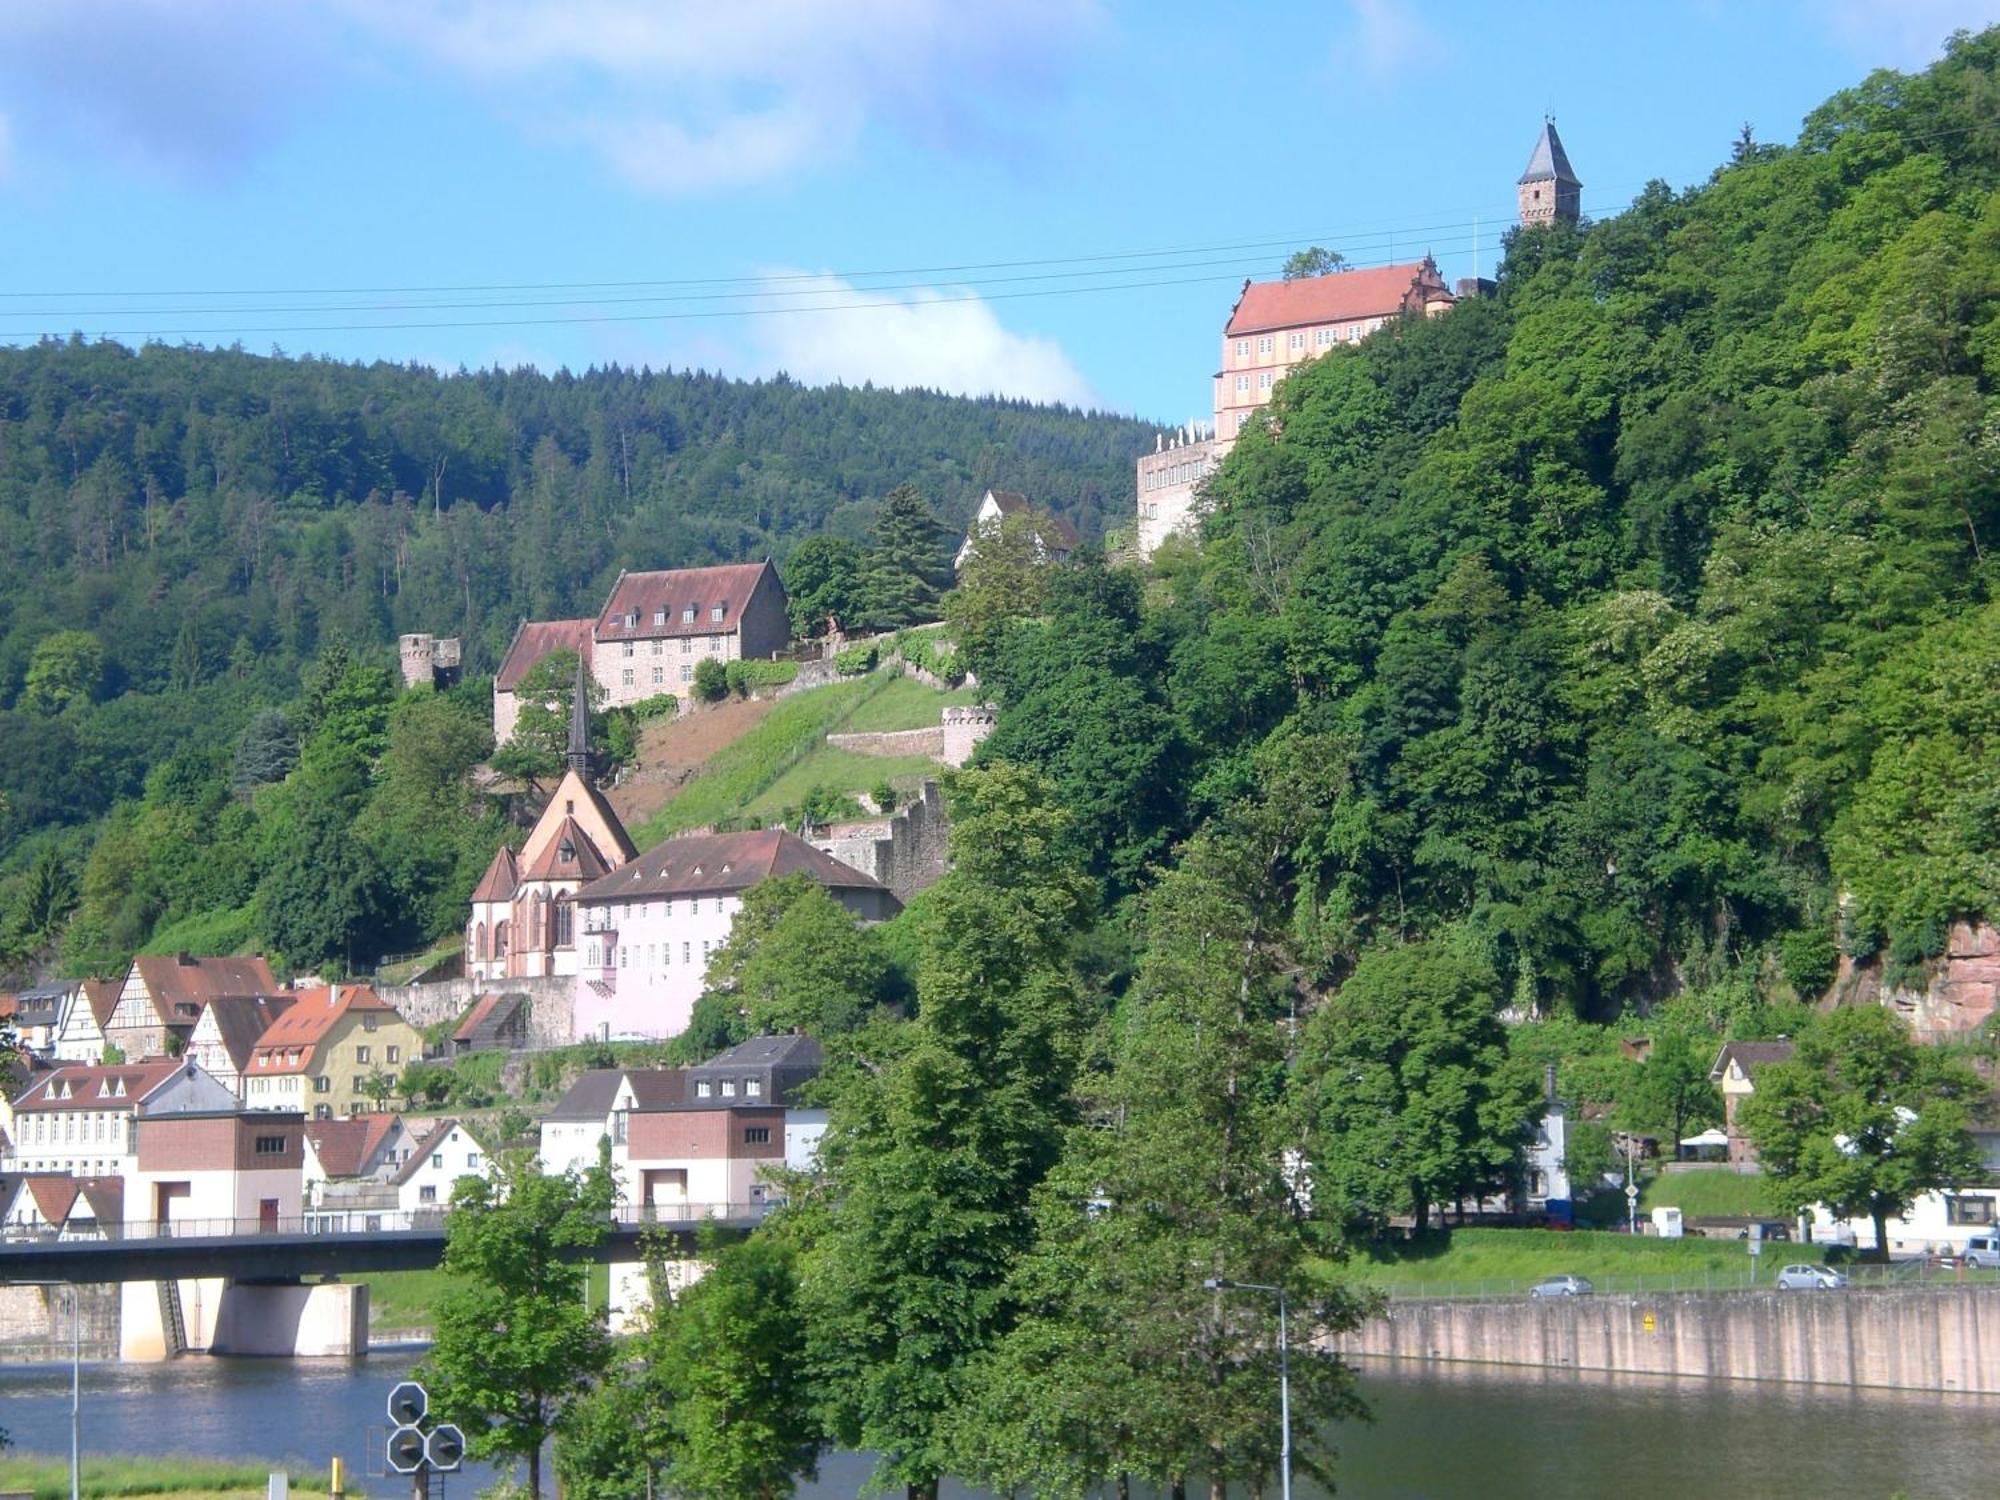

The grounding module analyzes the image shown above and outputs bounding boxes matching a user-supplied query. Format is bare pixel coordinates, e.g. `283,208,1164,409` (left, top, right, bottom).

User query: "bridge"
0,1205,767,1285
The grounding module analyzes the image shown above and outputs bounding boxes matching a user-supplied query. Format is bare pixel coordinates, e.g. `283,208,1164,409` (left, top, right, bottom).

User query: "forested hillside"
965,29,1999,1022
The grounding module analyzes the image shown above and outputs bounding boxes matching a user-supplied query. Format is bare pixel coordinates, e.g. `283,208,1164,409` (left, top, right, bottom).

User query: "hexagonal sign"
387,1381,428,1427
386,1426,428,1475
425,1425,466,1472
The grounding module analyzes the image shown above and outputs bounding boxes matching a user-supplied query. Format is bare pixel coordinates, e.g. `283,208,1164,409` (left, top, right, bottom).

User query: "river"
2,1351,1995,1499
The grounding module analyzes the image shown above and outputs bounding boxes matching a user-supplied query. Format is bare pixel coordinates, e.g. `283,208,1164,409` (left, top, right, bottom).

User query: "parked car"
1775,1263,1848,1290
1961,1233,2000,1269
1529,1274,1594,1298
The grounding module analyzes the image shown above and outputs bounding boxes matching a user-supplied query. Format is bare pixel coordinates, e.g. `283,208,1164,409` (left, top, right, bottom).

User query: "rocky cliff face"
1831,921,2000,1039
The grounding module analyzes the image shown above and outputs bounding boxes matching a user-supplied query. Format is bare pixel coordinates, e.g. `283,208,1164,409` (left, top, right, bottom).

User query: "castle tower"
1518,119,1581,227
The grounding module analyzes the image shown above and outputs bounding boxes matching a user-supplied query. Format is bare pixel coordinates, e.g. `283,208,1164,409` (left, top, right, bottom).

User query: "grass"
745,746,943,819
1640,1167,1775,1218
0,1455,341,1500
630,676,893,843
1345,1226,1825,1298
837,675,980,734
138,905,258,957
354,1263,611,1331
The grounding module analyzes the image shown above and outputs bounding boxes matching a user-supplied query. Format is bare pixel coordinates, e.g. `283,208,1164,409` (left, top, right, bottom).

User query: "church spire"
565,651,592,778
1517,119,1581,227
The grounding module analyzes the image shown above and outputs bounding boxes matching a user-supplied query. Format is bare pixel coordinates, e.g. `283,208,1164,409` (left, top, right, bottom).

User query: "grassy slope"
358,1264,609,1330
1640,1168,1775,1218
1347,1227,1824,1297
0,1456,339,1500
838,676,980,733
745,747,943,819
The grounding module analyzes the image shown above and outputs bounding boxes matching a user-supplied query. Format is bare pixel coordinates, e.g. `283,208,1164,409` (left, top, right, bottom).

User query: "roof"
82,980,121,1030
25,1174,80,1223
130,954,281,1022
695,1033,823,1074
452,992,529,1047
1224,260,1450,337
2,1052,55,1103
496,618,594,693
1709,1040,1797,1083
78,1177,123,1224
198,995,297,1072
306,1114,404,1179
594,562,779,644
471,845,519,904
624,1068,690,1110
390,1118,492,1187
13,1059,183,1113
7,984,74,1027
982,490,1081,551
518,816,620,883
546,1068,628,1122
248,984,401,1074
1519,120,1581,186
577,828,886,903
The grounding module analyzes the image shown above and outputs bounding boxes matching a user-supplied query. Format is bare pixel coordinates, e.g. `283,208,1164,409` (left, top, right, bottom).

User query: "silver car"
1775,1263,1847,1290
1529,1274,1594,1298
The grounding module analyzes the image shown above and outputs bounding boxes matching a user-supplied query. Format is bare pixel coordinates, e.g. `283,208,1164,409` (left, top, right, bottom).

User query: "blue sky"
3,0,1997,424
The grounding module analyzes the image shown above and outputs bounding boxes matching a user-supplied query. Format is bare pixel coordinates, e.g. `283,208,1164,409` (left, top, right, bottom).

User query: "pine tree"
856,484,951,630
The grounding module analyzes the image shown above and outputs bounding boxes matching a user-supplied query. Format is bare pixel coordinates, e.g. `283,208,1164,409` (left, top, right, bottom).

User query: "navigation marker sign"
387,1382,428,1427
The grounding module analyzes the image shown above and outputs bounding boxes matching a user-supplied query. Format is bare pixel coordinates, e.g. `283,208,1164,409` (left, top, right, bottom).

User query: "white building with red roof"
1,1058,188,1176
104,953,283,1061
573,828,898,1041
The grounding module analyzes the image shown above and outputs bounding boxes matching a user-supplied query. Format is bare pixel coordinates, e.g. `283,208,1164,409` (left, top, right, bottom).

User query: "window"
1234,374,1248,394
316,1104,332,1120
468,1153,482,1169
314,1076,331,1093
254,1135,287,1156
387,1045,400,1064
625,610,639,628
680,664,693,683
1949,1196,1996,1226
711,604,725,622
652,608,666,626
651,640,662,655
355,1046,371,1064
622,669,634,687
746,1078,762,1097
1258,335,1273,354
697,1080,712,1098
619,946,627,968
652,666,664,685
1259,372,1273,390
353,1076,368,1094
1316,327,1333,347
682,605,696,623
419,1185,437,1204
681,637,693,654
363,1015,378,1032
682,942,691,965
721,1079,736,1097
707,634,722,652
623,641,634,657
1234,339,1249,359
431,1152,444,1169
1289,331,1305,351
744,1126,771,1145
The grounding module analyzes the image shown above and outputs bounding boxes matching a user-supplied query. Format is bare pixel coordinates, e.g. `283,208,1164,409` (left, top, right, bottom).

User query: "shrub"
630,693,679,722
693,657,729,702
894,627,966,686
604,709,637,766
1780,926,1840,1000
835,642,878,676
872,780,899,813
725,659,800,697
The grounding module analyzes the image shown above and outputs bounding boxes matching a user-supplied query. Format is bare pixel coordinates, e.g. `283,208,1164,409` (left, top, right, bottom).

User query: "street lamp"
1204,1278,1290,1500
14,1280,81,1500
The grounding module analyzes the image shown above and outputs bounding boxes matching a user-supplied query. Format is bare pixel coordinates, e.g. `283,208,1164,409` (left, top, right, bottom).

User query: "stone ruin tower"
399,633,463,690
1518,119,1582,227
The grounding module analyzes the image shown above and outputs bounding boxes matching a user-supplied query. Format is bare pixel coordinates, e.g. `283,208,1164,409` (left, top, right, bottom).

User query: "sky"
2,0,1998,425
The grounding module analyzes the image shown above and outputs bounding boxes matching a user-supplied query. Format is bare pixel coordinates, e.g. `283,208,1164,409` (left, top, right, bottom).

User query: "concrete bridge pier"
119,1277,368,1361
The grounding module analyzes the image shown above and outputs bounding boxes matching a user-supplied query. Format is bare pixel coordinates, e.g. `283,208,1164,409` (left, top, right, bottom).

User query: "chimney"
177,952,195,966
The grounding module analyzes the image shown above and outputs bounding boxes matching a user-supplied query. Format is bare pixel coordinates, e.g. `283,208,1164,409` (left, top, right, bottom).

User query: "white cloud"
337,0,1105,193
1810,0,2000,68
729,272,1096,407
1342,0,1438,82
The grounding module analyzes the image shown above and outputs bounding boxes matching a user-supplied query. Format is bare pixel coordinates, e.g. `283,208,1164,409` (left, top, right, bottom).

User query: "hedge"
835,642,879,676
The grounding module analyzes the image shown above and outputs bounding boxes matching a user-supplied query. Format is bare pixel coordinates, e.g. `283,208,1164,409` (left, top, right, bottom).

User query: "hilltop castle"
1135,121,1582,557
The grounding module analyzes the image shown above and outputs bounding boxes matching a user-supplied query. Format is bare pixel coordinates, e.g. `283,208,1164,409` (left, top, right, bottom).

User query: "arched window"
531,892,547,950
475,922,487,961
555,895,574,948
495,920,509,959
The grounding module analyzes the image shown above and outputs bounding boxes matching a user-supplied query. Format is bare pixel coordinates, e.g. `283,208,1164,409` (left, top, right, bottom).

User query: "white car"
1529,1274,1594,1298
1775,1263,1847,1290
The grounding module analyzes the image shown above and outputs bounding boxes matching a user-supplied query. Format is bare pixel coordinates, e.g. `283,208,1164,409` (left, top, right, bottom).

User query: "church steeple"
1518,119,1581,227
565,652,592,778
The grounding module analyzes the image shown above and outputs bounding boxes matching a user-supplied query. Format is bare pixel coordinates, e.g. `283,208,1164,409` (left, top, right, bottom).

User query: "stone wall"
1830,921,2000,1039
941,705,997,767
0,1283,119,1361
380,974,576,1048
826,726,947,758
1332,1285,2000,1394
812,779,950,906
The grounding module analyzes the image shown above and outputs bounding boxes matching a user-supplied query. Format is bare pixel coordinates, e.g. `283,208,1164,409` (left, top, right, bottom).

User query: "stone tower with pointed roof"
1519,119,1581,227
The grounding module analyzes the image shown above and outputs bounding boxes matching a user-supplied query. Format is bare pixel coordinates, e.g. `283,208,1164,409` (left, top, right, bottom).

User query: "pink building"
573,830,899,1041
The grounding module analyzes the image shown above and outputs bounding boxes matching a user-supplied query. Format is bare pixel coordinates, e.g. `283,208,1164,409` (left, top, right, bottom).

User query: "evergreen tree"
856,484,951,630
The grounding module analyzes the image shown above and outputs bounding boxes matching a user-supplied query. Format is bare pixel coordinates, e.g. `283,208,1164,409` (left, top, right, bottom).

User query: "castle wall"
826,727,947,759
379,974,576,1050
811,780,950,906
940,705,997,767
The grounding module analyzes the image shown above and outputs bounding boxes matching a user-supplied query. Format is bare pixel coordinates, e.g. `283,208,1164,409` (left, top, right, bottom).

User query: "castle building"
468,659,638,984
1518,119,1582,227
1134,122,1582,558
399,634,462,691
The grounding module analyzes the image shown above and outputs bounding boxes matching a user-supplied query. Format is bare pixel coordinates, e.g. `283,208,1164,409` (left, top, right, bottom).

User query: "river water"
3,1351,1996,1499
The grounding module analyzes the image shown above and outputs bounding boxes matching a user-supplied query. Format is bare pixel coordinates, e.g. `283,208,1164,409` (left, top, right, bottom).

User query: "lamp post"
15,1281,81,1500
1204,1278,1290,1500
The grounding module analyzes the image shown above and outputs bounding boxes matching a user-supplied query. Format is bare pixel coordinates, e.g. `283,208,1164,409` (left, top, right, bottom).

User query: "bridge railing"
0,1201,773,1248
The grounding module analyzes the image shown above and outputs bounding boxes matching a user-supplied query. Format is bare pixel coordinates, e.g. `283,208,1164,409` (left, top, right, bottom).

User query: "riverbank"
0,1455,335,1500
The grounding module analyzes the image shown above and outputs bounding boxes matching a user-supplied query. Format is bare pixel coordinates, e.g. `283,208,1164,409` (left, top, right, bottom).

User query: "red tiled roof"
248,984,400,1074
131,954,281,1022
199,995,297,1072
305,1114,403,1179
518,817,619,883
14,1059,183,1114
1224,261,1451,337
82,980,121,1029
594,562,776,643
471,845,519,904
578,828,885,902
25,1174,80,1223
452,993,513,1045
496,619,594,692
78,1177,123,1224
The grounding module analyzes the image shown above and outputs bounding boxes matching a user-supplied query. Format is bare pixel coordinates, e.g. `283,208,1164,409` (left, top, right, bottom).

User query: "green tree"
1619,1030,1722,1145
230,710,298,794
800,765,1094,1500
6,845,78,955
1300,940,1538,1237
1282,245,1348,279
696,874,891,1041
856,483,951,631
493,649,599,780
693,656,728,704
1741,1006,1983,1256
21,631,106,714
422,1155,615,1500
256,785,386,973
783,535,867,637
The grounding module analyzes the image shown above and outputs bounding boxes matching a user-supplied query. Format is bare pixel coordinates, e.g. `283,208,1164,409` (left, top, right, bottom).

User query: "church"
466,659,638,984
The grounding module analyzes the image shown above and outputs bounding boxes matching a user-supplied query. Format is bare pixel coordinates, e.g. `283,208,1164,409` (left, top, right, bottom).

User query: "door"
642,1169,689,1220
258,1198,280,1233
154,1182,190,1234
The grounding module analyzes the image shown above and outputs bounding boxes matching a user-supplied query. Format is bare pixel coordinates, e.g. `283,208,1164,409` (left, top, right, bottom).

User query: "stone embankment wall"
826,726,947,758
1332,1285,2000,1394
1831,921,2000,1039
813,780,950,905
381,974,575,1047
0,1283,120,1361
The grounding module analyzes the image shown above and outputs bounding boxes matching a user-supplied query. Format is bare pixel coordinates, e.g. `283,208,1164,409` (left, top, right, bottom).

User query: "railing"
0,1202,772,1247
1370,1260,2000,1302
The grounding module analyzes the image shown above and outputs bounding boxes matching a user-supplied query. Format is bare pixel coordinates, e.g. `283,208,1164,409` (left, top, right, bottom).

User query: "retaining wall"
380,974,575,1047
1332,1285,2000,1394
0,1283,119,1361
826,726,947,758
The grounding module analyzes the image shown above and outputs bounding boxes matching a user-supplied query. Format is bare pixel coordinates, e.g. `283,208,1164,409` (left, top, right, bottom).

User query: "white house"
51,981,119,1063
954,488,1080,570
1,1058,188,1177
392,1119,496,1216
573,830,898,1041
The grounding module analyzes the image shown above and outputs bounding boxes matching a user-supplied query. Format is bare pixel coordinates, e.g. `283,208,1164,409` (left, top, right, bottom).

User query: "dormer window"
559,838,576,863
710,603,726,622
746,1078,762,1097
652,608,666,626
625,610,639,628
681,605,696,623
697,1080,712,1098
721,1079,736,1097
